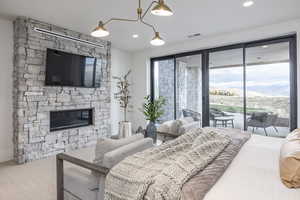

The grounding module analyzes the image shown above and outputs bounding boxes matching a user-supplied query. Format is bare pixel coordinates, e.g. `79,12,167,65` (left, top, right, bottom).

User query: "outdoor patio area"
210,112,289,138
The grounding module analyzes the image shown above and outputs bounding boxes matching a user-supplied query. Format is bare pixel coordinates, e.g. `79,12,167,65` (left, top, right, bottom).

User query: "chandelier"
91,0,174,46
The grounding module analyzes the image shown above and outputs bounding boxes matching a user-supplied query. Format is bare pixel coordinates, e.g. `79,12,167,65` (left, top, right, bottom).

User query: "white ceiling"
1,0,300,52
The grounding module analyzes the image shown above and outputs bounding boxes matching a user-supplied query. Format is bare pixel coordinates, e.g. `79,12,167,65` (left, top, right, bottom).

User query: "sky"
210,63,290,97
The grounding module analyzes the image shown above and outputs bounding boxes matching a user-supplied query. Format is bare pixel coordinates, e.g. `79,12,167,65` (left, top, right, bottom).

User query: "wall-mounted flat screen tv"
45,49,101,88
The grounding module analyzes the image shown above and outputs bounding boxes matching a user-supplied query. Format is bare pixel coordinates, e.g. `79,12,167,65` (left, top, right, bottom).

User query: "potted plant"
113,70,132,138
140,95,166,143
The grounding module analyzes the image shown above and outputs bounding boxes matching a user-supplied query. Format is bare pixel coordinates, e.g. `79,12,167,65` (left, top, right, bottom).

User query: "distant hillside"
210,87,289,97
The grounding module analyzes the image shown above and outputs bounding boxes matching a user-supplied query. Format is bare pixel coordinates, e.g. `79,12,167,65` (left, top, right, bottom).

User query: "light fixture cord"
141,1,158,19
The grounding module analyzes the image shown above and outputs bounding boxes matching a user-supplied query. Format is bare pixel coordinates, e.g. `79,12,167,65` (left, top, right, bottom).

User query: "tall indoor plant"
113,70,131,138
141,95,166,143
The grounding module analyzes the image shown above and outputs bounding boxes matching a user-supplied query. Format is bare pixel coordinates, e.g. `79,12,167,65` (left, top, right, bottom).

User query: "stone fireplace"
13,17,111,163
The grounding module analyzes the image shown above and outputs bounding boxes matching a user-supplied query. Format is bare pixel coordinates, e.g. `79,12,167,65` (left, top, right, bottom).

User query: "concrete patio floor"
210,113,289,138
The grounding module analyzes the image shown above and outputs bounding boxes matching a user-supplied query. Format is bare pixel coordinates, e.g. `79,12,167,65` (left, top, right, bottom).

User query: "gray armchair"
157,117,200,143
57,134,153,200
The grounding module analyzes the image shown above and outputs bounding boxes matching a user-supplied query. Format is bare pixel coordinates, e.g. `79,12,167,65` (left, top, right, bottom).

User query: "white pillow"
157,120,182,135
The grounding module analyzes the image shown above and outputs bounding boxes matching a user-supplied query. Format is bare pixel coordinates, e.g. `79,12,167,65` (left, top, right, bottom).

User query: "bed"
59,130,300,200
203,134,300,200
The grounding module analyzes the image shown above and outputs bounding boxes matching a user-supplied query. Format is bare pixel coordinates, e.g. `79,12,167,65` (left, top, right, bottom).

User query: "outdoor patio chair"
246,112,278,136
210,108,235,127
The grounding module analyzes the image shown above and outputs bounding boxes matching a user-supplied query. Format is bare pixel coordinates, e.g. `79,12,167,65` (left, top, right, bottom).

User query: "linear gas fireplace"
50,109,93,132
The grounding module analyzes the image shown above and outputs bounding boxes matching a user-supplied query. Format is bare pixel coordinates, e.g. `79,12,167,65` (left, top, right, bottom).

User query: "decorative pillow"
286,129,300,141
157,120,182,135
280,129,300,188
94,134,144,165
157,123,169,133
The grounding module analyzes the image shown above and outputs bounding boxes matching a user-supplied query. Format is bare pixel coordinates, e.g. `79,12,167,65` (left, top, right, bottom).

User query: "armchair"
156,117,200,143
57,134,153,200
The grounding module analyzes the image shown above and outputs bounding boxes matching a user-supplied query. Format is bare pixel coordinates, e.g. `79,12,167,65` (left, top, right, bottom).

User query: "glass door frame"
150,34,297,131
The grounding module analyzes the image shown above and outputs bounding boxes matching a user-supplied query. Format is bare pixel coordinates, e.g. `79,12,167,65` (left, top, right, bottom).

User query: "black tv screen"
45,49,100,88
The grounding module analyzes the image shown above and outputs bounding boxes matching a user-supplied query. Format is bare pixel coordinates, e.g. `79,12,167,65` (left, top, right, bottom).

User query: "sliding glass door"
150,35,297,137
245,42,291,137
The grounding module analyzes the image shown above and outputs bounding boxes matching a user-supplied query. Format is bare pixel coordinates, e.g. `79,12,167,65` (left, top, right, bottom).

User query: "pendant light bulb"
151,0,173,16
150,32,165,46
91,21,110,37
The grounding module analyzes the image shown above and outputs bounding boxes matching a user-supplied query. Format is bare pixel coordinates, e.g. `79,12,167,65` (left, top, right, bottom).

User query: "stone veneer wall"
13,17,111,163
176,61,187,118
176,64,201,117
185,67,201,112
158,60,175,121
157,60,202,121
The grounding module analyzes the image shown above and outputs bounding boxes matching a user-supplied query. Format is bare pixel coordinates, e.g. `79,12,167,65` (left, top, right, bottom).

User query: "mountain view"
210,63,290,97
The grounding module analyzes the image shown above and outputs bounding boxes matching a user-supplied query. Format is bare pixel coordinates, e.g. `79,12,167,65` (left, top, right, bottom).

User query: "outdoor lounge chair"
246,112,278,136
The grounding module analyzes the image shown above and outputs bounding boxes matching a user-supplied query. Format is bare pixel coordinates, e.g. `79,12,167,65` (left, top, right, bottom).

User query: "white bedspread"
204,134,300,200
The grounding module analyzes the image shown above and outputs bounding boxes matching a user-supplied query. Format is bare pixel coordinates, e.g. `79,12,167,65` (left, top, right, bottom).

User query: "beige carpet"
0,147,94,200
0,157,57,200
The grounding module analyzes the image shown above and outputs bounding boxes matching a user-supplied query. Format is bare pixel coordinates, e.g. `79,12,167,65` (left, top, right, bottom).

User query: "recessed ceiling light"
243,1,254,7
132,34,139,38
262,45,269,48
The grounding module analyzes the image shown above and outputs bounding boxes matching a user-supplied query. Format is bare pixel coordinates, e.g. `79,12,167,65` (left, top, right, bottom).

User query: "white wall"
131,19,300,131
0,18,13,162
111,47,132,135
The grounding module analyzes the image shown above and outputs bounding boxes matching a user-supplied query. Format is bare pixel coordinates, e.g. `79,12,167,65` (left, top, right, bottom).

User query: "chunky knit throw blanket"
181,128,251,200
104,128,231,200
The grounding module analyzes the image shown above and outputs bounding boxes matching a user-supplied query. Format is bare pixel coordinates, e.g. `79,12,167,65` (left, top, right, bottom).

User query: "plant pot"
146,121,157,143
119,121,132,138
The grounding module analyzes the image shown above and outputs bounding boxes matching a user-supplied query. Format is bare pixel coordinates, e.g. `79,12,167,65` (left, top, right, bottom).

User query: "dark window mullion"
173,57,177,119
289,36,298,131
150,59,155,102
243,46,247,131
202,51,210,127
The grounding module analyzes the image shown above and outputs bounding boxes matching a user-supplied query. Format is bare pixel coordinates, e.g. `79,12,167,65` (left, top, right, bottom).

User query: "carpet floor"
0,146,94,200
